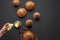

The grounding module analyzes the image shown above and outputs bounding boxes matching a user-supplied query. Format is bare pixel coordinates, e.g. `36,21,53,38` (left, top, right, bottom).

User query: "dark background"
0,0,60,40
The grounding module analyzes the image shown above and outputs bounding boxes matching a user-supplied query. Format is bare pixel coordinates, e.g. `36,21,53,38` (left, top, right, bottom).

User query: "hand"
0,23,10,37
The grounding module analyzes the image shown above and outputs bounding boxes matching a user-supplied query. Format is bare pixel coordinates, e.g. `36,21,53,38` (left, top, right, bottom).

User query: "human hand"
0,23,10,37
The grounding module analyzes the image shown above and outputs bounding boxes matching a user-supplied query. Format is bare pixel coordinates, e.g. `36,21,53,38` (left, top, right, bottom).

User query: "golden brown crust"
33,12,40,20
25,19,33,27
23,31,35,40
25,1,35,10
17,8,26,17
12,0,20,6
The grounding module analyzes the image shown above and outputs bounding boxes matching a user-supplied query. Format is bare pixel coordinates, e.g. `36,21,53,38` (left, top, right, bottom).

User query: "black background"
0,0,60,40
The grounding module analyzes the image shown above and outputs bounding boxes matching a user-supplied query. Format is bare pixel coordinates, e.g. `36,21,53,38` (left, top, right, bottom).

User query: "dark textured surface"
0,0,60,40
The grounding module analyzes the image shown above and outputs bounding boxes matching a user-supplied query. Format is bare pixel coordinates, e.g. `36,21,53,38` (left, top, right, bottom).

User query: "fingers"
0,23,13,37
3,23,10,29
0,23,10,37
1,23,10,33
